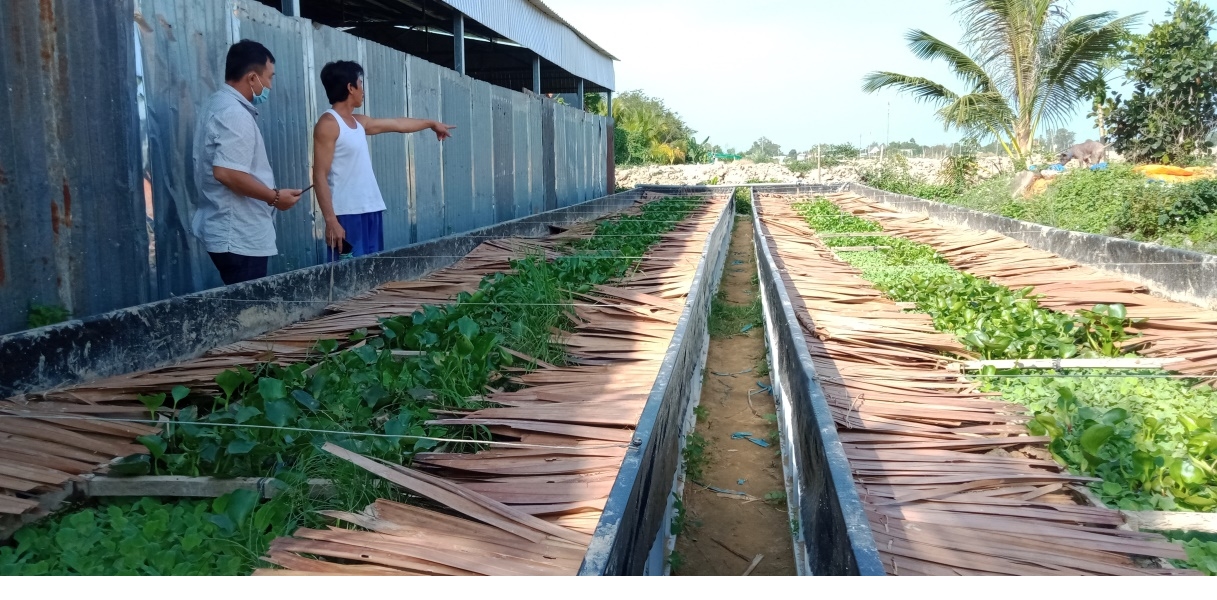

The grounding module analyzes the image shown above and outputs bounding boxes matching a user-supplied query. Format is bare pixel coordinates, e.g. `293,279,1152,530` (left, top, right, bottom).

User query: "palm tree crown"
863,0,1138,166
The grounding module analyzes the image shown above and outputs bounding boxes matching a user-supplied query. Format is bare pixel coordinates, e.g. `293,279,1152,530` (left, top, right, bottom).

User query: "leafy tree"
1035,133,1054,154
862,0,1138,168
1109,0,1217,164
1052,128,1076,152
787,149,799,161
611,90,696,165
1078,56,1122,141
686,136,714,164
584,93,606,116
817,143,862,167
746,137,782,162
889,138,923,156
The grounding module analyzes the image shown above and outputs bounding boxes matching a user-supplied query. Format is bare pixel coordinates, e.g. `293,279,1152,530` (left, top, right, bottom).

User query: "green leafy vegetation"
5,198,703,575
818,143,861,168
126,198,704,479
1169,531,1217,575
995,371,1217,511
859,155,960,200
733,187,752,215
0,493,271,576
794,197,1217,519
27,303,70,329
693,404,709,422
667,550,685,572
682,431,709,482
670,494,689,537
871,163,1217,255
612,91,720,166
1110,0,1217,164
708,293,761,339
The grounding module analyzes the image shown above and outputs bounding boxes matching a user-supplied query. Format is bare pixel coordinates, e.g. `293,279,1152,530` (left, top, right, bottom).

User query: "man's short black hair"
225,39,275,82
320,61,364,104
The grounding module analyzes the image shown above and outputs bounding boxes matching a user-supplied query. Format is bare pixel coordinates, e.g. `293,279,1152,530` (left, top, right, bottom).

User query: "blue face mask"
252,74,270,106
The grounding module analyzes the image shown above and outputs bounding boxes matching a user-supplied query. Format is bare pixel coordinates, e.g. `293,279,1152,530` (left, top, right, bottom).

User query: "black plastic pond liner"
747,185,886,575
0,190,646,397
578,190,734,575
583,184,883,576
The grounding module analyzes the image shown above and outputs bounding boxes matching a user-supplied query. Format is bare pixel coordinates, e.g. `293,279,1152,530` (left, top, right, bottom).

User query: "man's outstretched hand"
432,122,456,141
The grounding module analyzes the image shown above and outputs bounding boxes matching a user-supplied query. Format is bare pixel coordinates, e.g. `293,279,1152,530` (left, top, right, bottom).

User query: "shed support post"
532,55,542,94
453,13,466,76
606,91,613,116
282,0,301,16
576,79,585,110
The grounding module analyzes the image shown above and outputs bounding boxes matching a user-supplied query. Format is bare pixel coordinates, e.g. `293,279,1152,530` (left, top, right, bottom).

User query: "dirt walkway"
671,216,795,576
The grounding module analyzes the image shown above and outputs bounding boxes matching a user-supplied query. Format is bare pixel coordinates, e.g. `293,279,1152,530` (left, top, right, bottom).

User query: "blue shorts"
327,210,384,261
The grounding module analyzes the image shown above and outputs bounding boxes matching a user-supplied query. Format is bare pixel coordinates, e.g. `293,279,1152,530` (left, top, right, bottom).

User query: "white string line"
286,255,699,261
185,298,686,308
788,226,1213,265
962,373,1217,380
820,249,1211,266
0,206,701,453
0,413,630,450
791,198,1215,255
434,232,712,237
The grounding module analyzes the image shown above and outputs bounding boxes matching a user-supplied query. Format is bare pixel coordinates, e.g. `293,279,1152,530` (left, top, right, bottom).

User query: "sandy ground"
672,217,795,576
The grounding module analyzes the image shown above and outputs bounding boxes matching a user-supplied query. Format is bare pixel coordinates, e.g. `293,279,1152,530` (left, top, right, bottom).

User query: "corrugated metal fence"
0,0,149,335
0,0,610,335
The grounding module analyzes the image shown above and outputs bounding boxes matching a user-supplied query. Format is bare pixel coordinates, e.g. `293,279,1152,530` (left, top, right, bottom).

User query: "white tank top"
324,109,386,215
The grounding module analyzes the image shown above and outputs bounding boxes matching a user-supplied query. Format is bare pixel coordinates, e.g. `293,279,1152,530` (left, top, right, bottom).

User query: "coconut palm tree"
862,0,1138,167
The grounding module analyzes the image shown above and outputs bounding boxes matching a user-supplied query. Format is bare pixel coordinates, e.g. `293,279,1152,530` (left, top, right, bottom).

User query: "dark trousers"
208,252,268,285
325,210,385,262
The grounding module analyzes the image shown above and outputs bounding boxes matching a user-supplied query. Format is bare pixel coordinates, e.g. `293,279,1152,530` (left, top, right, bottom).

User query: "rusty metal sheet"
0,0,147,335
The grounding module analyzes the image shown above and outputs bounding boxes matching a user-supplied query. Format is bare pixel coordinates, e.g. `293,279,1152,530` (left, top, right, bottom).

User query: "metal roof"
522,0,620,61
280,0,616,92
439,0,617,90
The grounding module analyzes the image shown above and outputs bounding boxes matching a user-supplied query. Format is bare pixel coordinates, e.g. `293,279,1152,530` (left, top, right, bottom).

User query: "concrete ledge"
0,191,644,397
846,183,1217,311
579,190,733,575
751,189,886,576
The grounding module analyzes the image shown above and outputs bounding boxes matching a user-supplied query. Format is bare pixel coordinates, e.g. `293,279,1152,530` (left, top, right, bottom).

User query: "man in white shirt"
312,60,454,259
192,39,305,285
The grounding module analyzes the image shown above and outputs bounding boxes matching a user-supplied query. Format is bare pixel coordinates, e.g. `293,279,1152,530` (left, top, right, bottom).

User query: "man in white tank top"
312,61,454,259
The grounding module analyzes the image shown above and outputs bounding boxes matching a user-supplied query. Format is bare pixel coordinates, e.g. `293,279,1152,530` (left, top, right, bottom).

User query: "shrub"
786,159,816,176
733,187,752,215
819,143,861,167
860,154,957,200
1023,165,1157,235
940,155,981,194
1165,179,1217,228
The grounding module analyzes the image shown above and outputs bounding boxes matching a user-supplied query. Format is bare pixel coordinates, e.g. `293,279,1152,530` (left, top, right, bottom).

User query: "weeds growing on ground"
866,161,1217,255
27,303,70,329
733,187,752,215
682,431,709,482
708,293,761,338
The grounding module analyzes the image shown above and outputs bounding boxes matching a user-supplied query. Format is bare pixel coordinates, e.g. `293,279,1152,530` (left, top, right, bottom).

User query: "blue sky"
543,0,1213,153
